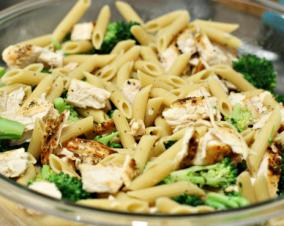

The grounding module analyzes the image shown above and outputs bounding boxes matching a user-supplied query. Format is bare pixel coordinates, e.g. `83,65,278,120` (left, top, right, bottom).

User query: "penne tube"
69,54,116,79
46,76,64,103
28,119,45,160
137,70,172,90
105,82,132,119
92,5,111,49
62,40,93,54
193,19,239,33
135,60,163,77
145,10,188,33
2,69,46,86
98,46,140,81
156,12,190,51
132,85,152,121
128,160,177,190
211,65,256,91
22,74,55,108
111,40,136,55
145,97,163,126
140,46,160,65
150,88,178,106
112,110,136,148
237,171,256,203
167,52,191,76
131,25,153,46
115,1,144,24
116,61,134,87
198,25,241,49
208,76,232,116
52,0,91,42
248,106,281,174
77,108,109,124
84,72,105,88
134,135,157,172
60,117,94,143
128,181,205,202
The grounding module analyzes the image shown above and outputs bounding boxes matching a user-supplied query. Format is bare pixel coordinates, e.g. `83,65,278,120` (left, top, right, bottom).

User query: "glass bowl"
0,0,284,225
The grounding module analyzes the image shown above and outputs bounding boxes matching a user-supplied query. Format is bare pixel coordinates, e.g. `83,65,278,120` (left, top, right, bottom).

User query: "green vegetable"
205,192,249,210
164,140,176,149
163,158,238,188
98,21,139,53
228,104,253,132
173,194,204,206
0,67,6,77
94,131,121,147
54,97,79,122
51,38,62,50
233,54,276,92
0,118,25,140
33,165,90,202
274,93,284,104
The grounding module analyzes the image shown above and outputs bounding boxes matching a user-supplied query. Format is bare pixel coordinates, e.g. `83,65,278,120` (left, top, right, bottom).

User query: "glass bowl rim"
0,0,284,224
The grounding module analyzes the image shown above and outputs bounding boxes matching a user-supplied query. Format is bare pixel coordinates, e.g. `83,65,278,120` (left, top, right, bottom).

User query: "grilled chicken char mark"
63,138,116,165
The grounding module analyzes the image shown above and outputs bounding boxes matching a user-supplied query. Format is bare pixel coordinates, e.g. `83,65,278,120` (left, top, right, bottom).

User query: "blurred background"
0,0,21,10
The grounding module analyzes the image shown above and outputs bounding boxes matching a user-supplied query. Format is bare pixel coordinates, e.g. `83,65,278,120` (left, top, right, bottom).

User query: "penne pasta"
52,0,91,42
92,5,111,49
115,1,144,24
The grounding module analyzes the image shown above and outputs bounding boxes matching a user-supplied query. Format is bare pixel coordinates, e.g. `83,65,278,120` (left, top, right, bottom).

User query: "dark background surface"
0,0,23,10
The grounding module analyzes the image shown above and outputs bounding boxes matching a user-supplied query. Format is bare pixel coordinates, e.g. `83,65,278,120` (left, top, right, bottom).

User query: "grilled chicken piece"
2,44,42,68
71,23,93,41
79,155,137,193
0,88,52,132
193,124,249,166
66,79,111,109
0,148,30,178
163,96,219,129
63,138,116,165
130,119,146,137
122,79,141,104
29,181,62,199
160,45,179,71
40,110,68,165
177,28,197,56
93,120,115,135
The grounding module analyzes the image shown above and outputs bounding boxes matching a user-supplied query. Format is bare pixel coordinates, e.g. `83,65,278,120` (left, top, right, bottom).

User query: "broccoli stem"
206,193,239,208
205,199,227,210
0,118,25,140
94,131,119,146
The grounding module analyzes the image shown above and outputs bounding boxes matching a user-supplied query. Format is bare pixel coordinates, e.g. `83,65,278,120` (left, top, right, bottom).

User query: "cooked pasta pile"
0,0,283,214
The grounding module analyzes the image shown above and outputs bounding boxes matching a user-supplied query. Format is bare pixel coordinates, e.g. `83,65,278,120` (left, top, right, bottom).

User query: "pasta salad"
0,0,283,214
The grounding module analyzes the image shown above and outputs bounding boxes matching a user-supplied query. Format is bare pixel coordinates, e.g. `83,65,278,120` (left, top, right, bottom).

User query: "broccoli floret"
33,165,90,202
274,94,284,104
54,97,79,122
173,194,204,206
228,104,253,132
94,131,121,148
98,21,139,53
233,54,276,92
164,140,177,149
205,192,249,210
163,158,238,188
